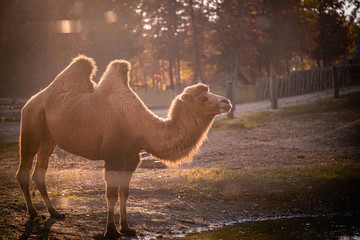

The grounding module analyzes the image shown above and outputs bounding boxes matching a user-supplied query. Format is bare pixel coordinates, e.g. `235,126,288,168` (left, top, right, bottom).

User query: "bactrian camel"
16,55,232,238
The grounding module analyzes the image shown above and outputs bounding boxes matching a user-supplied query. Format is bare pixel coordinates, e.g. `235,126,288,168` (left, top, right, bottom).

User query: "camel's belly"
45,108,104,160
51,127,102,160
43,94,136,161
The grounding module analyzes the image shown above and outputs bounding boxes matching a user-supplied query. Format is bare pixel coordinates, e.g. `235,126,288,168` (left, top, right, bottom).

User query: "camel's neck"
141,99,214,163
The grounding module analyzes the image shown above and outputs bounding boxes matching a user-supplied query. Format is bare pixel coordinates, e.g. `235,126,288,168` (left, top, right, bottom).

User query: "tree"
188,0,204,83
301,0,352,66
139,0,187,88
0,0,143,97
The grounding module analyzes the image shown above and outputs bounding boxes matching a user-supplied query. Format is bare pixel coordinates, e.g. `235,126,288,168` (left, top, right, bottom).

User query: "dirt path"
1,90,360,239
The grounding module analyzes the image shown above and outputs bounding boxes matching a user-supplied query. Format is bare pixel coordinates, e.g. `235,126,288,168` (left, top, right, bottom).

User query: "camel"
15,55,232,238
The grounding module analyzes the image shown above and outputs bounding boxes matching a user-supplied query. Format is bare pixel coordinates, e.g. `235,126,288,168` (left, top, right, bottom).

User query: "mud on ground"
1,92,360,239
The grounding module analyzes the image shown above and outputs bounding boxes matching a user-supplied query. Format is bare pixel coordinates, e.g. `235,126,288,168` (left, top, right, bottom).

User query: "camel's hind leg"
16,144,38,219
32,138,65,219
16,113,42,219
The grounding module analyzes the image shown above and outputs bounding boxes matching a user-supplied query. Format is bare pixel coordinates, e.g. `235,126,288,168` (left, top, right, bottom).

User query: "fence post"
332,66,340,99
269,76,278,109
226,81,234,118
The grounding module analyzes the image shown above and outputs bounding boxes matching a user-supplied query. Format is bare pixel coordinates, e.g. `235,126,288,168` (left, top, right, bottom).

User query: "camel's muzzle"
219,99,232,113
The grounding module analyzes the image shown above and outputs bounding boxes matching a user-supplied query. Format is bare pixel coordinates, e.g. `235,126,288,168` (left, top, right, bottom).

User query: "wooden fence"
256,64,360,101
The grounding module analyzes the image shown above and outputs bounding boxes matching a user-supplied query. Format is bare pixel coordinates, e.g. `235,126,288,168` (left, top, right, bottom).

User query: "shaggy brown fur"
53,54,97,92
15,55,231,238
147,86,215,162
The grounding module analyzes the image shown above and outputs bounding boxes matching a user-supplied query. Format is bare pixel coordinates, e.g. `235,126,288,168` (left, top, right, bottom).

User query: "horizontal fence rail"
256,64,360,101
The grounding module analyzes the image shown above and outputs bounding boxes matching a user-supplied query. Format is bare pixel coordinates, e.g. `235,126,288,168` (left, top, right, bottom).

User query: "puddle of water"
170,215,360,240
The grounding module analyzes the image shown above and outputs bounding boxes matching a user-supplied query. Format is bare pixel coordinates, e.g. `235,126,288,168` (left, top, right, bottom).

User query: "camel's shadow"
19,217,59,240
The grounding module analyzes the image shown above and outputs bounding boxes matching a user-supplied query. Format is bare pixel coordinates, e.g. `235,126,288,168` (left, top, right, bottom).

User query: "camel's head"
179,84,232,116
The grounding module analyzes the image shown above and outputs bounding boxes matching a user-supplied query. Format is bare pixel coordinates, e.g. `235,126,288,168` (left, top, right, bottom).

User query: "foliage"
0,0,358,97
301,0,353,66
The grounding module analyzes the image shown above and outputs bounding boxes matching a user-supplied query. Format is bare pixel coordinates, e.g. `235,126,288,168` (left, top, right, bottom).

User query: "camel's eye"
199,95,208,102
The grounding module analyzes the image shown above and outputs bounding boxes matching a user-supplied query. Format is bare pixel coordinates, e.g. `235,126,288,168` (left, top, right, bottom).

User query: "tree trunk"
188,0,203,83
232,48,238,111
160,61,166,88
316,57,321,68
286,56,290,75
143,71,147,89
169,59,174,89
323,52,330,67
168,0,177,89
175,57,181,85
233,47,239,88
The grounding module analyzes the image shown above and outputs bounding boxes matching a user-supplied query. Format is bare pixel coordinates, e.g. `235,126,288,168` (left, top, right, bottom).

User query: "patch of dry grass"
0,142,19,152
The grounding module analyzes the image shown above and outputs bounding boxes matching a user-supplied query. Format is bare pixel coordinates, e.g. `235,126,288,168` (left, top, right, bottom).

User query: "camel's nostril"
221,99,230,104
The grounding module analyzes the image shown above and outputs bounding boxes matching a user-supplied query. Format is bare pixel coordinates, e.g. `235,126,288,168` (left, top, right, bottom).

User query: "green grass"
178,164,360,187
51,188,104,200
174,163,360,206
0,142,19,152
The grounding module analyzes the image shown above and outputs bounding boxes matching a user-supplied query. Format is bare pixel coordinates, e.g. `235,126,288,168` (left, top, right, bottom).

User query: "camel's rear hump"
96,60,131,90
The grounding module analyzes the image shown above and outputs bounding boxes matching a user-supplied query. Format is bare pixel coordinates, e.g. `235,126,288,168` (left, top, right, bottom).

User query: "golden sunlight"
54,20,82,33
104,10,117,24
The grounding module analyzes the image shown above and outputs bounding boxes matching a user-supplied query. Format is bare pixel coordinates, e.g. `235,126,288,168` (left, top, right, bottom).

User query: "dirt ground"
1,92,360,239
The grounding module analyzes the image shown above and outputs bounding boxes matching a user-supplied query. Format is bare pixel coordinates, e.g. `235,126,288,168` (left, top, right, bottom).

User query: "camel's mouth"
219,101,232,113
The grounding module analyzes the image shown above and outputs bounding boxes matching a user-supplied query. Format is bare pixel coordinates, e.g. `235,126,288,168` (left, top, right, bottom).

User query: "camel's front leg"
104,171,121,239
104,170,136,238
119,171,136,236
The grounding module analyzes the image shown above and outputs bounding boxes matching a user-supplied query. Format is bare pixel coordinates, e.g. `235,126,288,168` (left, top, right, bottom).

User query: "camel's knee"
119,187,129,200
16,161,32,186
32,143,54,185
104,170,121,188
106,186,118,202
32,168,46,186
104,170,132,202
15,168,31,185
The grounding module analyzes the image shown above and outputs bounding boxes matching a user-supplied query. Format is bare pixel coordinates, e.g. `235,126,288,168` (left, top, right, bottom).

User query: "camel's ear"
179,93,193,102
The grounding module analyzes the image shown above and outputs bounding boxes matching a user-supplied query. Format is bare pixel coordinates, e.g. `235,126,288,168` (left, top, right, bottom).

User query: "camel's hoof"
50,211,65,219
30,214,46,222
104,228,122,239
120,226,137,236
29,211,40,220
